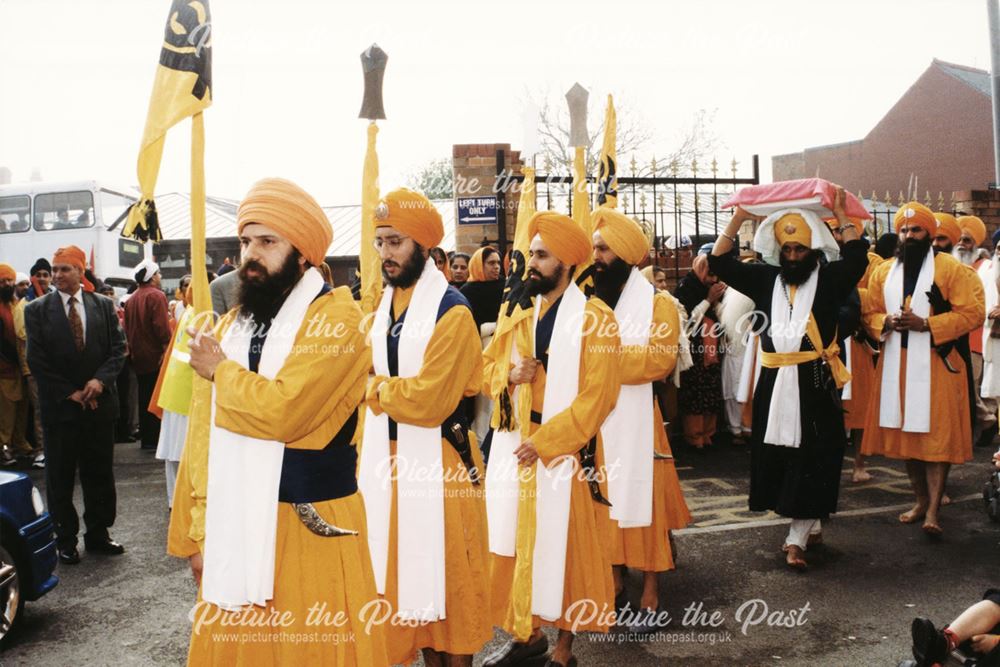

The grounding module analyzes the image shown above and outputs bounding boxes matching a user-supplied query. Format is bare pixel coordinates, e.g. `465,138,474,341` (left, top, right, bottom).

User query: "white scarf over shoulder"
202,267,325,610
359,258,448,622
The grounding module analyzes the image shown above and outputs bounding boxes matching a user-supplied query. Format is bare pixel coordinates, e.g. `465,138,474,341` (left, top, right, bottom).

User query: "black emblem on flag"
160,0,212,100
597,155,617,206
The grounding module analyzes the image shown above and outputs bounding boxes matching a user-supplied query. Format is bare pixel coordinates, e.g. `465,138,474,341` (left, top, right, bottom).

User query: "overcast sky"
0,0,993,206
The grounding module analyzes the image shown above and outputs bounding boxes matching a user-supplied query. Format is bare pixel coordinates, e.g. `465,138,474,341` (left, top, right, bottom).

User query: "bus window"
34,191,95,231
100,189,136,229
0,195,31,234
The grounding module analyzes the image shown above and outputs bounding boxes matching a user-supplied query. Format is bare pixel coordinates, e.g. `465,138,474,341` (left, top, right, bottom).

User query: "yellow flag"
597,94,617,208
495,166,536,337
124,0,213,245
359,123,382,316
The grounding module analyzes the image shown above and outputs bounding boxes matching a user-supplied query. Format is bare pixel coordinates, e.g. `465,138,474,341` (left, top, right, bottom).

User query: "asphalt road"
3,437,998,666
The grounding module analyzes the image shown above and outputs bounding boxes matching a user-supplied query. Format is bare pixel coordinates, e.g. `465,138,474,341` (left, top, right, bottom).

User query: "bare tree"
530,88,722,177
406,158,454,200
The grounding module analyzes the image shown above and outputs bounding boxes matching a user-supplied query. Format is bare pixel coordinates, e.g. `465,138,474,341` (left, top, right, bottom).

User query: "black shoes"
58,546,80,565
84,537,125,555
911,617,949,667
482,635,549,667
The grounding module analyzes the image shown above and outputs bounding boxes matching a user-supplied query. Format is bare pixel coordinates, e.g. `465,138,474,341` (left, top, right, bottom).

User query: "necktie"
68,296,84,352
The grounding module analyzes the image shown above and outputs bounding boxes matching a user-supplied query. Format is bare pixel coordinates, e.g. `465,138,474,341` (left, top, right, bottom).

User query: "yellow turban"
374,188,444,249
640,265,655,286
0,264,14,281
237,177,332,267
527,211,592,266
958,215,987,246
933,212,960,245
591,208,649,265
774,213,812,248
893,202,936,236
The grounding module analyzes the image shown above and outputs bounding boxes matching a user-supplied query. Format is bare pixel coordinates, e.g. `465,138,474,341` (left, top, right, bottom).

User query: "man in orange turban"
589,209,690,635
955,214,988,268
170,177,389,666
0,262,31,468
481,210,621,666
932,212,961,254
359,187,491,665
25,245,127,564
861,202,984,538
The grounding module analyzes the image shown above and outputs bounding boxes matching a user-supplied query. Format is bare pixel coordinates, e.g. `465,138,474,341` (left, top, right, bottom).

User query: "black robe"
707,239,868,519
460,279,504,332
673,272,722,417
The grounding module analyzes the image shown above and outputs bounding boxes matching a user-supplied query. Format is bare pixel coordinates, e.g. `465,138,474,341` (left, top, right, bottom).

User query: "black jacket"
25,290,126,423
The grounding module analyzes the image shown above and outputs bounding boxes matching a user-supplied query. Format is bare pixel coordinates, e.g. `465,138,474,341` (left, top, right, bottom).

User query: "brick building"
773,59,995,199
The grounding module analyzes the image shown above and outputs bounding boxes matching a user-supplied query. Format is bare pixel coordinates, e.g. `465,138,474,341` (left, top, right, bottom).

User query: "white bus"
0,180,150,288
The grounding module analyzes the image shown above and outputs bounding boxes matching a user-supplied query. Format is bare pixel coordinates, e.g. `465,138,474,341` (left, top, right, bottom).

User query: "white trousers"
785,519,822,550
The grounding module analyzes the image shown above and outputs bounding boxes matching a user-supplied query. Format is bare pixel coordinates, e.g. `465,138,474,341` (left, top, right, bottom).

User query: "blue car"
0,470,58,642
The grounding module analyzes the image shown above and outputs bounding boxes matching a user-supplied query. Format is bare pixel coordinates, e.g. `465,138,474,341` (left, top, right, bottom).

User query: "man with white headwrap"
709,188,866,570
124,258,170,449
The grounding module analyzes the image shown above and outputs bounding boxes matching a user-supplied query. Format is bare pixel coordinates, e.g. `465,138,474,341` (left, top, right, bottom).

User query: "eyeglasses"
372,235,409,251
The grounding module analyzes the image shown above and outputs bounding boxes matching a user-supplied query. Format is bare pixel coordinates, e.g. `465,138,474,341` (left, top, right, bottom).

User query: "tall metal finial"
358,44,388,120
565,83,589,147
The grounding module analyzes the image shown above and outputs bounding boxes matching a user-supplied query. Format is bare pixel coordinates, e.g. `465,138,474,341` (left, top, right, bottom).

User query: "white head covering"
752,207,840,267
134,259,160,283
14,272,28,284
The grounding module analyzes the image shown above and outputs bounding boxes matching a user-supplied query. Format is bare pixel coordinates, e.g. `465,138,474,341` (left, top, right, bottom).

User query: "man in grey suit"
25,246,126,564
209,265,240,316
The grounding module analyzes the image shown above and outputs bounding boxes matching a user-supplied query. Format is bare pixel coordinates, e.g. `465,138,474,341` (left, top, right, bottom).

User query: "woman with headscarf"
460,246,504,439
673,253,726,448
429,246,452,282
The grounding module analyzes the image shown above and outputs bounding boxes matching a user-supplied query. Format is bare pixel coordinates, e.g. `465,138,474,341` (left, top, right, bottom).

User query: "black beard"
238,249,304,326
896,236,932,264
0,285,14,303
525,267,561,296
383,244,426,288
593,257,631,308
779,250,819,286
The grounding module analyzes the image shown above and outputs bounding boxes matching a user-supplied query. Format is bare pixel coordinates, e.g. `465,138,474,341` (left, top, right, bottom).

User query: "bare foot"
782,544,807,570
922,520,943,536
899,504,928,524
852,468,872,483
941,494,951,506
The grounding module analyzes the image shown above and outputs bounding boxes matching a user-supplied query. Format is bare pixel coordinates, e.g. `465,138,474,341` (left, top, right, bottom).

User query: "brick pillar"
451,144,524,256
953,189,1000,244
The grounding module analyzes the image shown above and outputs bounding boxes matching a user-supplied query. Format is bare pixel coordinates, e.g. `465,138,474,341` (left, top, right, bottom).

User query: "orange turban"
52,245,95,292
467,246,497,282
773,213,812,248
527,211,591,266
374,188,444,249
893,202,936,236
592,208,649,266
237,177,332,267
958,215,987,246
0,264,14,281
932,212,960,245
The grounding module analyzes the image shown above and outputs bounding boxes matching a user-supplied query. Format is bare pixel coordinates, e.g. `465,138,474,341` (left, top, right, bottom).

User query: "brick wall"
954,189,1000,242
770,61,995,197
451,143,523,255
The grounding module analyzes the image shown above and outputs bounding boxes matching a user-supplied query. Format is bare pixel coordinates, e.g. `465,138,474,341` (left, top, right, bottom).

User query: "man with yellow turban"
481,211,621,667
932,211,961,255
0,263,31,468
588,208,691,635
168,177,388,666
709,188,866,570
357,187,490,666
825,216,883,483
861,202,984,537
954,214,999,448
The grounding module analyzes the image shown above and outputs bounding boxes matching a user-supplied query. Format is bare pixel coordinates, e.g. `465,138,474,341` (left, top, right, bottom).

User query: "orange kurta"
366,286,491,664
167,287,388,666
483,296,620,638
843,252,883,430
604,293,690,572
860,252,983,464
